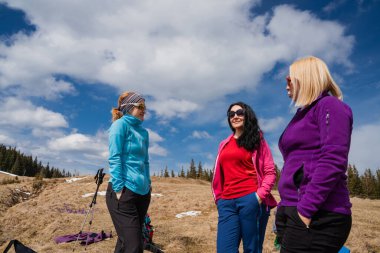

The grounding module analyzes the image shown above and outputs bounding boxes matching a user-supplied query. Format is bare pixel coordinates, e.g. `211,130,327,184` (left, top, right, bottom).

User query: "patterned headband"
119,93,145,114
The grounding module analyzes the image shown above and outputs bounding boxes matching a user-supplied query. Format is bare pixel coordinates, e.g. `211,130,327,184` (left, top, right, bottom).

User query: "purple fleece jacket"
278,91,353,218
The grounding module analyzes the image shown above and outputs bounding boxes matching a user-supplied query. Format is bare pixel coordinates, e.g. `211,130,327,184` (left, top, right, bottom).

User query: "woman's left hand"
298,212,311,228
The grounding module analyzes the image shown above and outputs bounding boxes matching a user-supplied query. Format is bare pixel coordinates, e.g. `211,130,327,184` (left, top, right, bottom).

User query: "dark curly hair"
227,102,262,151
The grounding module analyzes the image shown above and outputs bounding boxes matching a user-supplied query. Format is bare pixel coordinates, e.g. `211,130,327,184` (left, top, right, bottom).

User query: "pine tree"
189,159,197,179
180,167,185,178
10,156,23,175
33,157,39,175
347,164,362,196
197,162,203,179
25,155,33,176
376,169,380,199
0,151,3,170
203,169,210,181
171,170,175,177
45,162,52,178
164,166,169,177
361,168,377,199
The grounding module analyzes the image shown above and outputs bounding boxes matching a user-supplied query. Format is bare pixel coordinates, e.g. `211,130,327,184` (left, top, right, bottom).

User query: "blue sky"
0,0,379,175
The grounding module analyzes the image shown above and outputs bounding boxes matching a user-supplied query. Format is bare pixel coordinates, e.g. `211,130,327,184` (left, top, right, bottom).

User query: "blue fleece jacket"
108,114,151,195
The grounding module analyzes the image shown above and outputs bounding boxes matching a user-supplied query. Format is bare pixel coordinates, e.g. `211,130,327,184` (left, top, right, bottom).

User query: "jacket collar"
298,90,330,112
123,114,142,126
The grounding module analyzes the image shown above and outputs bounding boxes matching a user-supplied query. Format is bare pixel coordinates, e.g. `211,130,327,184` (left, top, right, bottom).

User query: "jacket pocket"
293,163,304,189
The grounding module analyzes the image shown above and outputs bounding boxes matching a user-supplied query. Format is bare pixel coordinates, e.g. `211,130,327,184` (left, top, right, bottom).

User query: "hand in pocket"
297,211,311,228
255,193,262,204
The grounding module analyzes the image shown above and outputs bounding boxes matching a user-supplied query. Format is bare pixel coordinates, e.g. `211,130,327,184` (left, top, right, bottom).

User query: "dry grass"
0,176,379,253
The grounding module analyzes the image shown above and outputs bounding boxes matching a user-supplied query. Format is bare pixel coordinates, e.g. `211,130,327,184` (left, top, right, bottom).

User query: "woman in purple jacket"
275,56,353,253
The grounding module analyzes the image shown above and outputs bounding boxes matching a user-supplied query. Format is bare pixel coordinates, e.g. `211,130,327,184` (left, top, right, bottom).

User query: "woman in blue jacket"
276,56,353,253
106,92,151,253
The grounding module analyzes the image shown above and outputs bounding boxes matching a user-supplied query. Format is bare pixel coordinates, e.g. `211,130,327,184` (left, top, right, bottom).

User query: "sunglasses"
286,76,291,84
227,109,245,118
128,103,146,110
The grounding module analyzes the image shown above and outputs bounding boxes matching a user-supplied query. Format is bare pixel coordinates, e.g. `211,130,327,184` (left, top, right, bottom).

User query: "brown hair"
111,92,130,122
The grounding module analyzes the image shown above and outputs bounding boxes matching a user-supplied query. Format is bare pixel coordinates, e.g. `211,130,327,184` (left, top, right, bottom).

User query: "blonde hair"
289,56,343,107
111,92,130,122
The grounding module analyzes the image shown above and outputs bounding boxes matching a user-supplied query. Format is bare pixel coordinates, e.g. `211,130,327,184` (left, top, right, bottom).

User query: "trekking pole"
72,168,106,252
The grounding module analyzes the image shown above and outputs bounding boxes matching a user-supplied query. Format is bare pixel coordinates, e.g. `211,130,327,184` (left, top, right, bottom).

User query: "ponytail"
111,108,123,122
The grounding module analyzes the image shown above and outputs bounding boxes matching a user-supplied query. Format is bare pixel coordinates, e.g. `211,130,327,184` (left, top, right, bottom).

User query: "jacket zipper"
326,110,330,136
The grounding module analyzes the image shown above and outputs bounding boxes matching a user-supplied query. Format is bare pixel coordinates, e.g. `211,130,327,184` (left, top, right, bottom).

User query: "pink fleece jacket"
212,134,277,208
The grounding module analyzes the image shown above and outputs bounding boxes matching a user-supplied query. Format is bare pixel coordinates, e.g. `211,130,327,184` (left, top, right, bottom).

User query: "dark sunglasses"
286,76,291,84
227,109,245,118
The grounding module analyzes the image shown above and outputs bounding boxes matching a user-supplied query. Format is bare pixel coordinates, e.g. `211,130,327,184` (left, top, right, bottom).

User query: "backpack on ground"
3,240,36,253
143,214,164,253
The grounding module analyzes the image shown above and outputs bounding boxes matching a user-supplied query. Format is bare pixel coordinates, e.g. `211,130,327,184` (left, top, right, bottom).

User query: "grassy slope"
0,176,379,253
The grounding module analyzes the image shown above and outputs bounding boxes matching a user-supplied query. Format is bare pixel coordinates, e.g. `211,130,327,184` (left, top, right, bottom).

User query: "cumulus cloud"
323,0,347,13
1,1,354,119
259,116,285,133
149,144,168,157
149,99,199,119
147,128,164,142
0,97,68,128
191,130,212,139
0,1,357,173
147,128,168,156
0,133,16,145
48,132,106,153
266,5,354,68
349,122,380,173
270,142,284,168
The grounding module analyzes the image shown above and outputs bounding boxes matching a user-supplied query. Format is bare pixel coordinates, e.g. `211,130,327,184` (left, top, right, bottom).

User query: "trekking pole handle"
95,168,105,186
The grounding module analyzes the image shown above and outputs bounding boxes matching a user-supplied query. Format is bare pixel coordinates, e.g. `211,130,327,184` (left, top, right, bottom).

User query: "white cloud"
323,0,347,13
149,144,168,157
191,130,212,139
349,122,380,173
147,128,168,156
149,99,199,118
0,97,68,128
48,132,106,153
266,5,354,68
0,134,16,146
270,142,284,169
0,1,357,174
259,116,285,133
147,128,164,142
1,1,354,119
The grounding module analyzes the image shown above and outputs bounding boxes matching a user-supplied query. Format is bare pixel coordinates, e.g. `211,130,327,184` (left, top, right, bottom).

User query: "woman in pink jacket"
212,102,277,253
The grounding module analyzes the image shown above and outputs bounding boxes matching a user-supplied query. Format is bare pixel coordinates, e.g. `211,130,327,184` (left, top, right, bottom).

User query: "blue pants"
217,192,270,253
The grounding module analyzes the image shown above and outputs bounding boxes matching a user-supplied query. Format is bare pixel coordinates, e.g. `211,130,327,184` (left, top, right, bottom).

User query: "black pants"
106,183,151,253
275,206,351,253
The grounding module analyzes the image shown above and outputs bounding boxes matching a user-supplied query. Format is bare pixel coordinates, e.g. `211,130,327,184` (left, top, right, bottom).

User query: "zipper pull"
326,110,330,126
